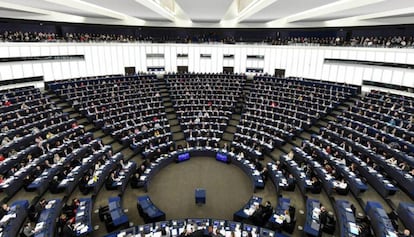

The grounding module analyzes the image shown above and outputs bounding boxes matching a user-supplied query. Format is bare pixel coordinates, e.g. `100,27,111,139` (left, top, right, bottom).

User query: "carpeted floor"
147,157,254,220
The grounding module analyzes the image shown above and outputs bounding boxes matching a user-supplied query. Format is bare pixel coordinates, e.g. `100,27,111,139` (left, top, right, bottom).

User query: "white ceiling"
0,0,413,28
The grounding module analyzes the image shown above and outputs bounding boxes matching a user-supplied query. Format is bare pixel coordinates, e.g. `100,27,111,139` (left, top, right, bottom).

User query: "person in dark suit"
0,203,10,219
79,175,91,195
398,229,412,237
130,172,141,188
49,176,60,194
285,174,296,191
319,206,328,228
310,177,322,193
62,221,75,237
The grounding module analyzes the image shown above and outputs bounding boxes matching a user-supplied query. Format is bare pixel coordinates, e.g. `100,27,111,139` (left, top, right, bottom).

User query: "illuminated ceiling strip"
43,0,145,24
0,0,84,21
266,0,385,26
221,0,278,25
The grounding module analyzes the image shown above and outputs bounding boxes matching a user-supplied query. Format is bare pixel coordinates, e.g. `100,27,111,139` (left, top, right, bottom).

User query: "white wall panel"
402,71,414,87
97,46,107,75
375,51,385,62
392,70,404,86
353,67,364,85
309,49,318,77
336,65,346,83
0,43,413,89
0,46,8,57
372,68,383,82
110,46,119,74
9,47,20,57
22,64,34,78
103,46,112,74
51,62,63,80
328,65,338,82
32,63,43,77
69,61,79,78
11,64,23,79
42,63,53,81
0,65,12,80
61,62,71,79
83,46,94,76
19,46,31,57
362,67,373,81
395,52,406,63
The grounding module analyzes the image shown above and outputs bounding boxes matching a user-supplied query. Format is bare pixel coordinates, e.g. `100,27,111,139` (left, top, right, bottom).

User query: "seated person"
284,174,296,191
283,209,291,224
310,177,322,193
130,172,142,188
49,176,60,194
0,203,10,219
23,222,35,237
398,229,412,237
105,172,118,190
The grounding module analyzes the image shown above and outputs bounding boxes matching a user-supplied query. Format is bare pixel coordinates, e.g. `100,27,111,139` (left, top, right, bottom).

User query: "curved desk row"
0,200,29,237
365,201,396,237
137,195,166,224
34,199,62,237
397,202,414,234
104,218,289,237
138,147,264,192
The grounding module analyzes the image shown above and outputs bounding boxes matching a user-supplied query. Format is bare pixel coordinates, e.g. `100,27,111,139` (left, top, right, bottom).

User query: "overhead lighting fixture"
135,0,176,21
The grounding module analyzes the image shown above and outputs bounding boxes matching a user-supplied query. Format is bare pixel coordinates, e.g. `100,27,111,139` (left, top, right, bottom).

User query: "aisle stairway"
158,77,186,147
45,90,136,161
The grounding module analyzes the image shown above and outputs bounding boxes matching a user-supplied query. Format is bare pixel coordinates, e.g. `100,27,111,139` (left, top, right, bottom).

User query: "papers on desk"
305,180,312,186
35,222,45,232
244,207,256,216
140,175,146,181
386,231,397,237
312,208,320,220
0,213,16,223
74,223,89,234
274,214,285,224
349,222,359,235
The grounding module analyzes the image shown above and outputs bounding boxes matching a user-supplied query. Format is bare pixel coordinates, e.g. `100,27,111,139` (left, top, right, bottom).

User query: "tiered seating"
33,199,62,237
165,73,246,147
99,196,129,232
331,90,414,198
104,218,288,237
49,75,173,159
0,200,29,237
365,201,397,237
233,76,358,159
298,137,368,196
0,87,86,197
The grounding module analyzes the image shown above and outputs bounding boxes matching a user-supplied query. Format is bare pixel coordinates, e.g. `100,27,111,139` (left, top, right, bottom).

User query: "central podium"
195,188,206,205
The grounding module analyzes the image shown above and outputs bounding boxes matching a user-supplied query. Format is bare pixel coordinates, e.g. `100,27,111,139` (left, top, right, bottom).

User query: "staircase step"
93,130,104,139
222,132,234,141
101,135,115,145
84,124,95,132
63,107,75,113
69,112,81,119
232,114,241,120
173,133,185,141
111,142,123,153
165,107,175,113
77,118,89,125
229,120,239,126
170,125,182,133
120,148,135,160
225,126,237,133
166,114,177,120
